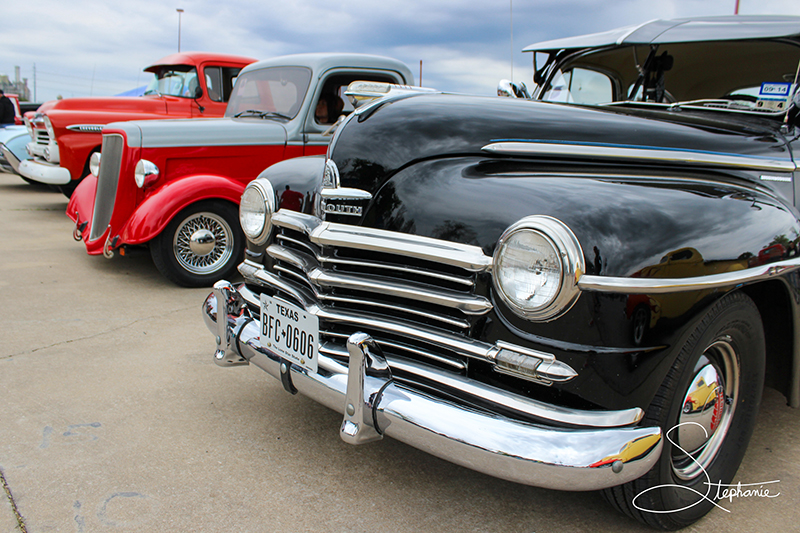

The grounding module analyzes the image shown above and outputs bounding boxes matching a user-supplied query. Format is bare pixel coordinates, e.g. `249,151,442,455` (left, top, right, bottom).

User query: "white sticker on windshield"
759,83,791,97
756,82,793,111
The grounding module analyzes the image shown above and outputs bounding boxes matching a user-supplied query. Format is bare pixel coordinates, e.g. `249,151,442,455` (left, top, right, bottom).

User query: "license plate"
260,295,319,374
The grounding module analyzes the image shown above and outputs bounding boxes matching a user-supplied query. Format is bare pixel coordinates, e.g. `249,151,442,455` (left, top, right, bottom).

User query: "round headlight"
240,180,275,245
493,215,584,321
89,152,101,176
134,159,159,188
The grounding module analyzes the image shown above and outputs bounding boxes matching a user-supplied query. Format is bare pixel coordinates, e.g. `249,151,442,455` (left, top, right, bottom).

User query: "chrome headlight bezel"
492,215,585,322
239,179,276,245
42,115,56,138
134,159,159,188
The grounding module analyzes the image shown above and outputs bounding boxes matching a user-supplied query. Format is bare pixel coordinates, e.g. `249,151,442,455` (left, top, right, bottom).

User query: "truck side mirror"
497,79,530,99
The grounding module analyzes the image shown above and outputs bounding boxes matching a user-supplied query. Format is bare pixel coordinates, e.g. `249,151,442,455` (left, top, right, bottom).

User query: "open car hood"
524,15,800,53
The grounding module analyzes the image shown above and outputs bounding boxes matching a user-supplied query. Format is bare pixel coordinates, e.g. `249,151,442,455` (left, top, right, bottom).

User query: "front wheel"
150,201,243,287
603,291,765,530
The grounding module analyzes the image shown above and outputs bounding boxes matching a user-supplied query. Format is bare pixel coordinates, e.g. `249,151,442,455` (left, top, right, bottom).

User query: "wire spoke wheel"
151,201,243,287
173,211,234,275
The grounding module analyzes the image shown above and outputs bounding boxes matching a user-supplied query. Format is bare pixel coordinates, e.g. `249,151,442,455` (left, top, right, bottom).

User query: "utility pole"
33,63,36,102
177,8,184,52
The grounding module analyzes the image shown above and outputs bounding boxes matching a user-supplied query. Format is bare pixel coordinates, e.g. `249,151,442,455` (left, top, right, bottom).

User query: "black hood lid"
329,93,792,194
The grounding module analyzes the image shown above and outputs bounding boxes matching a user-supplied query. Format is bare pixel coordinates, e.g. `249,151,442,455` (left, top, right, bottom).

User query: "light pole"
176,8,184,52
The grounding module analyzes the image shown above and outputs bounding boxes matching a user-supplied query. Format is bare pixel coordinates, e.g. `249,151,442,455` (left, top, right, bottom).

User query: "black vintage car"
205,16,800,530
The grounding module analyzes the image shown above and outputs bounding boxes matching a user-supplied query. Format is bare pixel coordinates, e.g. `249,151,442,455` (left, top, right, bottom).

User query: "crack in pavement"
1,306,199,359
1,468,27,533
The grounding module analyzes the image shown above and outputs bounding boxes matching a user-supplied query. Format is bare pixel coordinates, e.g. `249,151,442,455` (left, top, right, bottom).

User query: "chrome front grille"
34,130,49,145
259,210,494,372
89,134,124,242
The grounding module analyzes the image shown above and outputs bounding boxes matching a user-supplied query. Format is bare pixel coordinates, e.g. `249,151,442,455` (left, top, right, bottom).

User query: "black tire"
603,291,765,530
150,200,243,287
58,175,84,198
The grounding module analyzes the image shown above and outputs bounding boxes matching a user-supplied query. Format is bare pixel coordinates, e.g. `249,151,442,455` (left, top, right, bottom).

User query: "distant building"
0,67,32,101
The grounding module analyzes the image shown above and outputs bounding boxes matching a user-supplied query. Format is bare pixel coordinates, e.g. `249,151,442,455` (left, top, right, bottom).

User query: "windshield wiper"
233,109,292,120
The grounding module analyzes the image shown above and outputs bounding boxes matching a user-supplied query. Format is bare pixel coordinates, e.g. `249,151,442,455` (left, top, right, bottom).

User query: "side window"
204,66,244,103
205,67,223,102
313,73,397,126
543,67,613,104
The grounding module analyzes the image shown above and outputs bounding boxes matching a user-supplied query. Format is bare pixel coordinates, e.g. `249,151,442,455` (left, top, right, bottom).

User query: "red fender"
118,175,247,245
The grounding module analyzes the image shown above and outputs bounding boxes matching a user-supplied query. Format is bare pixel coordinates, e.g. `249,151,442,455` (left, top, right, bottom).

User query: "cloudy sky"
2,0,799,103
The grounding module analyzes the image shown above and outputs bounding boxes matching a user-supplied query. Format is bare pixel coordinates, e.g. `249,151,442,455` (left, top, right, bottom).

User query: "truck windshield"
144,66,201,98
225,66,313,119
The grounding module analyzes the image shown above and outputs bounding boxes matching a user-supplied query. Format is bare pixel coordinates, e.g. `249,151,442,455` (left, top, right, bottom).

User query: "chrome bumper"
0,144,22,174
18,159,71,185
203,280,663,491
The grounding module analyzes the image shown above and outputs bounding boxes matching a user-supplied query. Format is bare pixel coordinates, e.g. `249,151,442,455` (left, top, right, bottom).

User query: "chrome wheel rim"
672,336,739,481
173,212,233,275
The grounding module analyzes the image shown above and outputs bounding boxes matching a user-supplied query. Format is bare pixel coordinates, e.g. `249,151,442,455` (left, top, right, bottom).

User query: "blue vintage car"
0,125,31,176
205,16,800,529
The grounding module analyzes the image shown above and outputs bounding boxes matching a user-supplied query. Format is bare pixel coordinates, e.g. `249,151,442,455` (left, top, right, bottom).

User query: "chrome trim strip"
320,294,471,329
578,257,800,294
319,338,639,427
307,268,492,315
276,234,318,255
320,335,467,371
310,222,492,272
320,187,373,200
204,286,662,491
273,210,491,272
66,124,104,133
319,254,475,287
273,238,475,287
481,141,797,172
760,175,793,183
272,210,323,236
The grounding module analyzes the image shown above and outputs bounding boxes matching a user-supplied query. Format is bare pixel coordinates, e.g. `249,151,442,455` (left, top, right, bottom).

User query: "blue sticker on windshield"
759,83,791,97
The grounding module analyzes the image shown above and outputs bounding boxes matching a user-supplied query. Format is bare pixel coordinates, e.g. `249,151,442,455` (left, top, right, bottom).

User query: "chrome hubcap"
189,228,216,256
672,336,739,480
173,212,233,275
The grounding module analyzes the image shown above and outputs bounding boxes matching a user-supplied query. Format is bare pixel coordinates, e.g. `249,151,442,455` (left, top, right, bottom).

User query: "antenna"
510,0,514,81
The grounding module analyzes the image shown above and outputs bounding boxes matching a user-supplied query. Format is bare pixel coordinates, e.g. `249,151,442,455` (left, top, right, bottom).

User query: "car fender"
118,174,246,245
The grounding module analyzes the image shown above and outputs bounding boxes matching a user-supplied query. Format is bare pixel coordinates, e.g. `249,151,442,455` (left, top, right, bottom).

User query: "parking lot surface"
1,170,799,532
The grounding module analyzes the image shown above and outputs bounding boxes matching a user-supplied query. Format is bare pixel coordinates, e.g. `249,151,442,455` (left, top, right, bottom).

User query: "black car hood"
329,93,793,194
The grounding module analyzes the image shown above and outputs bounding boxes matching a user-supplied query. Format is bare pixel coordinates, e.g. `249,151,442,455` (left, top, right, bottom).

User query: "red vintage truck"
67,53,414,286
19,52,256,196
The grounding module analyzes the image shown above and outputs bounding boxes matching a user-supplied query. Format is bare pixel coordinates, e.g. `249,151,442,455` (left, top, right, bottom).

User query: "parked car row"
7,14,800,530
65,53,413,286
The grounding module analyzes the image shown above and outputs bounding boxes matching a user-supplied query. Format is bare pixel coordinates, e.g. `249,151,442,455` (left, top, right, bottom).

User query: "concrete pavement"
0,170,798,532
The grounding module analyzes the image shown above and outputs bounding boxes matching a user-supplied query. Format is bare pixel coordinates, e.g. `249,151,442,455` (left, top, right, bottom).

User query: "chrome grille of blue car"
88,134,124,242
